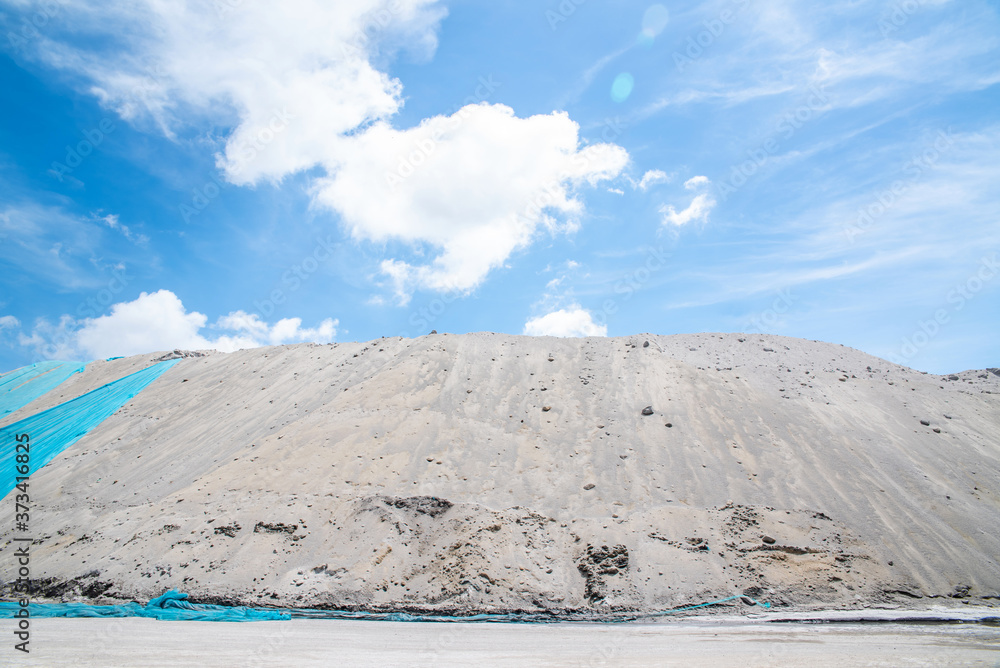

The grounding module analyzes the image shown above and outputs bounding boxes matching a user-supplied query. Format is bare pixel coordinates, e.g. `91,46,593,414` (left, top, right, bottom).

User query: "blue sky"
0,0,997,374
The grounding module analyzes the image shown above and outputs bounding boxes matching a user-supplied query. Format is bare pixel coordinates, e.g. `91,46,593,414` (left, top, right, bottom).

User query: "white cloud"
0,316,19,330
97,214,149,247
621,169,672,191
627,1,1000,132
75,290,210,357
659,176,716,227
545,277,563,289
213,310,337,350
683,175,709,190
17,315,87,361
608,187,625,195
17,290,337,360
638,169,672,190
523,306,607,338
29,0,446,183
317,104,628,303
660,194,716,226
19,0,629,301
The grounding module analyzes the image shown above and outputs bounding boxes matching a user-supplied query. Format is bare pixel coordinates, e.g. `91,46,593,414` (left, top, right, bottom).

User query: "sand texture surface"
1,333,998,616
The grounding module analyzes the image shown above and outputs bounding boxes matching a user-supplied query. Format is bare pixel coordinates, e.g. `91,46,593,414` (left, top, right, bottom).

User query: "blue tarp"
0,359,180,498
0,591,290,622
0,361,86,419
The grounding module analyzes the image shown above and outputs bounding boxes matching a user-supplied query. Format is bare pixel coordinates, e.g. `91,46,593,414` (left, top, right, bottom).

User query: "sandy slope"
1,333,998,615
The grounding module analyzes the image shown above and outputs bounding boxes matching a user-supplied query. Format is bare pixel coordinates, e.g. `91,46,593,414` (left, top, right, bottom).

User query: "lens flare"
640,4,670,41
611,72,635,103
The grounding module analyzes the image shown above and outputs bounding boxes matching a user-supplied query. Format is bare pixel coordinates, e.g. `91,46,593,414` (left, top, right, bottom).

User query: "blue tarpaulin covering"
0,361,86,419
0,359,180,498
0,591,290,622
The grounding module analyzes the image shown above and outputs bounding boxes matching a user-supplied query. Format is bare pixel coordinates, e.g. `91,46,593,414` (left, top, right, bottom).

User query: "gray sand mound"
2,333,998,616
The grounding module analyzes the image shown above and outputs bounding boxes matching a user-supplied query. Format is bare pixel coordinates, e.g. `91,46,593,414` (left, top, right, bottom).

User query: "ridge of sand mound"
1,333,998,616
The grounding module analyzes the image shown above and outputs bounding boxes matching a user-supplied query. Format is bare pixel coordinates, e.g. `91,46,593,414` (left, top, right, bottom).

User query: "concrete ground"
8,617,1000,667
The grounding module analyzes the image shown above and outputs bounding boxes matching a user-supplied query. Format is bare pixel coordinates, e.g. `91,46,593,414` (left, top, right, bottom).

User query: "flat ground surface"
7,618,1000,667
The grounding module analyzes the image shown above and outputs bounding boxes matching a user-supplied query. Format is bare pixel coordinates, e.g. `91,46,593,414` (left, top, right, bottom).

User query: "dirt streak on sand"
1,333,998,616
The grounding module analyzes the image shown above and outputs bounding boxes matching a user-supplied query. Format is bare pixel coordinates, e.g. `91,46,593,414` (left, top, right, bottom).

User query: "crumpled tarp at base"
0,359,180,498
0,361,86,419
0,591,771,623
0,591,290,622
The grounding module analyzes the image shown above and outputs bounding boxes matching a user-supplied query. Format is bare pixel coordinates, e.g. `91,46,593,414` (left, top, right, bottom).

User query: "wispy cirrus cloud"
659,176,716,227
0,204,142,291
633,0,998,125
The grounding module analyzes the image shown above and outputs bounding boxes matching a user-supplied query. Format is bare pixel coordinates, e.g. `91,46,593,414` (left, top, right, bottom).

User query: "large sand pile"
2,333,998,616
